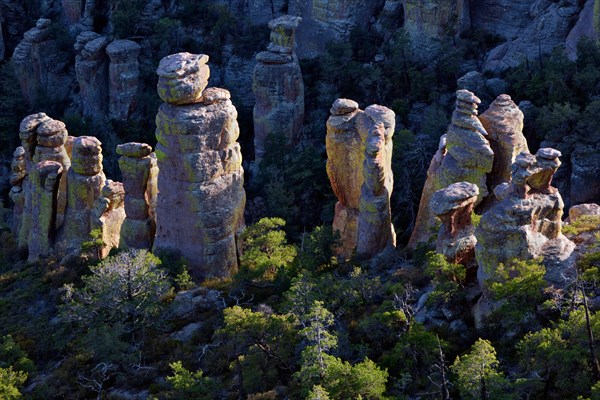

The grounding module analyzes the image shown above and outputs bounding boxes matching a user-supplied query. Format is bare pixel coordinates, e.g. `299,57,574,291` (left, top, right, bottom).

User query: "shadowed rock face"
475,148,575,291
118,142,158,250
106,40,141,120
409,90,494,249
326,99,395,259
75,32,109,118
12,19,74,108
154,53,246,281
431,181,479,265
253,15,304,164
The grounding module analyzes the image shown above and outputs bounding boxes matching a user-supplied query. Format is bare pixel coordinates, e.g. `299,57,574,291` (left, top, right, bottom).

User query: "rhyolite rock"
253,15,304,165
93,180,126,258
75,31,110,118
28,161,63,262
431,182,479,265
157,53,209,105
409,90,493,248
569,203,600,222
326,99,395,259
9,147,27,238
12,18,73,108
118,142,158,250
479,94,528,191
475,148,575,292
59,136,106,253
106,40,141,120
154,53,246,280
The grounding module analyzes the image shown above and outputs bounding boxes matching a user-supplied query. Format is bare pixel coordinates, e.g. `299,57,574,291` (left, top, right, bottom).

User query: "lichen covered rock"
157,53,209,105
59,136,106,253
154,53,246,280
118,142,158,250
93,180,126,258
253,15,304,164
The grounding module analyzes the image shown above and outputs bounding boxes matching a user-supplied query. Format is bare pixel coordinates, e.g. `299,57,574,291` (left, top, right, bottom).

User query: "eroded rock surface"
75,31,109,118
253,15,304,164
154,53,246,280
118,142,158,250
326,99,395,259
107,39,141,120
431,182,479,265
93,179,126,258
475,148,575,291
409,90,493,248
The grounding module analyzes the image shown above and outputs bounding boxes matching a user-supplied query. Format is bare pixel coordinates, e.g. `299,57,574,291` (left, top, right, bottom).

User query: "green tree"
238,218,297,287
165,361,214,399
425,251,467,303
0,367,27,400
451,338,507,400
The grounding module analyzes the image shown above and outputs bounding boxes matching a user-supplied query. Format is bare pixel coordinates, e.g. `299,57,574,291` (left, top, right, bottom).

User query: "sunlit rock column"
154,52,246,280
408,90,493,248
118,142,158,250
326,99,395,259
60,136,106,253
93,180,126,258
253,15,304,164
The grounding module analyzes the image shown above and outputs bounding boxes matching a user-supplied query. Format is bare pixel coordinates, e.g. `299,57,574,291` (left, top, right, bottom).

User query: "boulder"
431,182,479,265
157,53,209,105
106,40,141,120
154,53,246,280
253,15,304,164
569,203,600,222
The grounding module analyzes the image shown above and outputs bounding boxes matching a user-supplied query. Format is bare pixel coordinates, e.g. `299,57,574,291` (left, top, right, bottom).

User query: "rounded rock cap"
456,89,481,104
157,52,209,79
13,146,26,158
116,142,153,158
330,98,359,116
536,147,561,160
268,15,302,31
73,136,102,156
430,181,480,215
37,119,67,137
20,113,49,133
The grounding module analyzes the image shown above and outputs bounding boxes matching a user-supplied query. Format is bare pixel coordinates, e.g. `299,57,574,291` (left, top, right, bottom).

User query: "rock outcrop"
253,15,304,164
106,40,141,120
75,31,110,118
154,52,246,280
569,203,600,222
402,0,471,59
59,136,106,253
409,90,494,248
431,182,479,265
12,18,74,108
478,94,528,192
475,148,575,291
326,98,395,259
117,142,158,250
570,144,600,206
8,147,26,237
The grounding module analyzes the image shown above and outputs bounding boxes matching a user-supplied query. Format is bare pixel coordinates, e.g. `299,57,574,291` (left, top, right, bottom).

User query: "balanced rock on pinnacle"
154,52,246,281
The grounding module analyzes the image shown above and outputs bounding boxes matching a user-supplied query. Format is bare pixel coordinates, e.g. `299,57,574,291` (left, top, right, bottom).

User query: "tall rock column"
59,136,106,253
408,90,494,248
12,19,73,108
154,52,246,280
28,161,63,262
106,40,141,120
326,99,395,259
9,147,27,238
75,31,110,118
478,94,528,190
253,15,304,164
117,143,158,250
93,180,126,258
